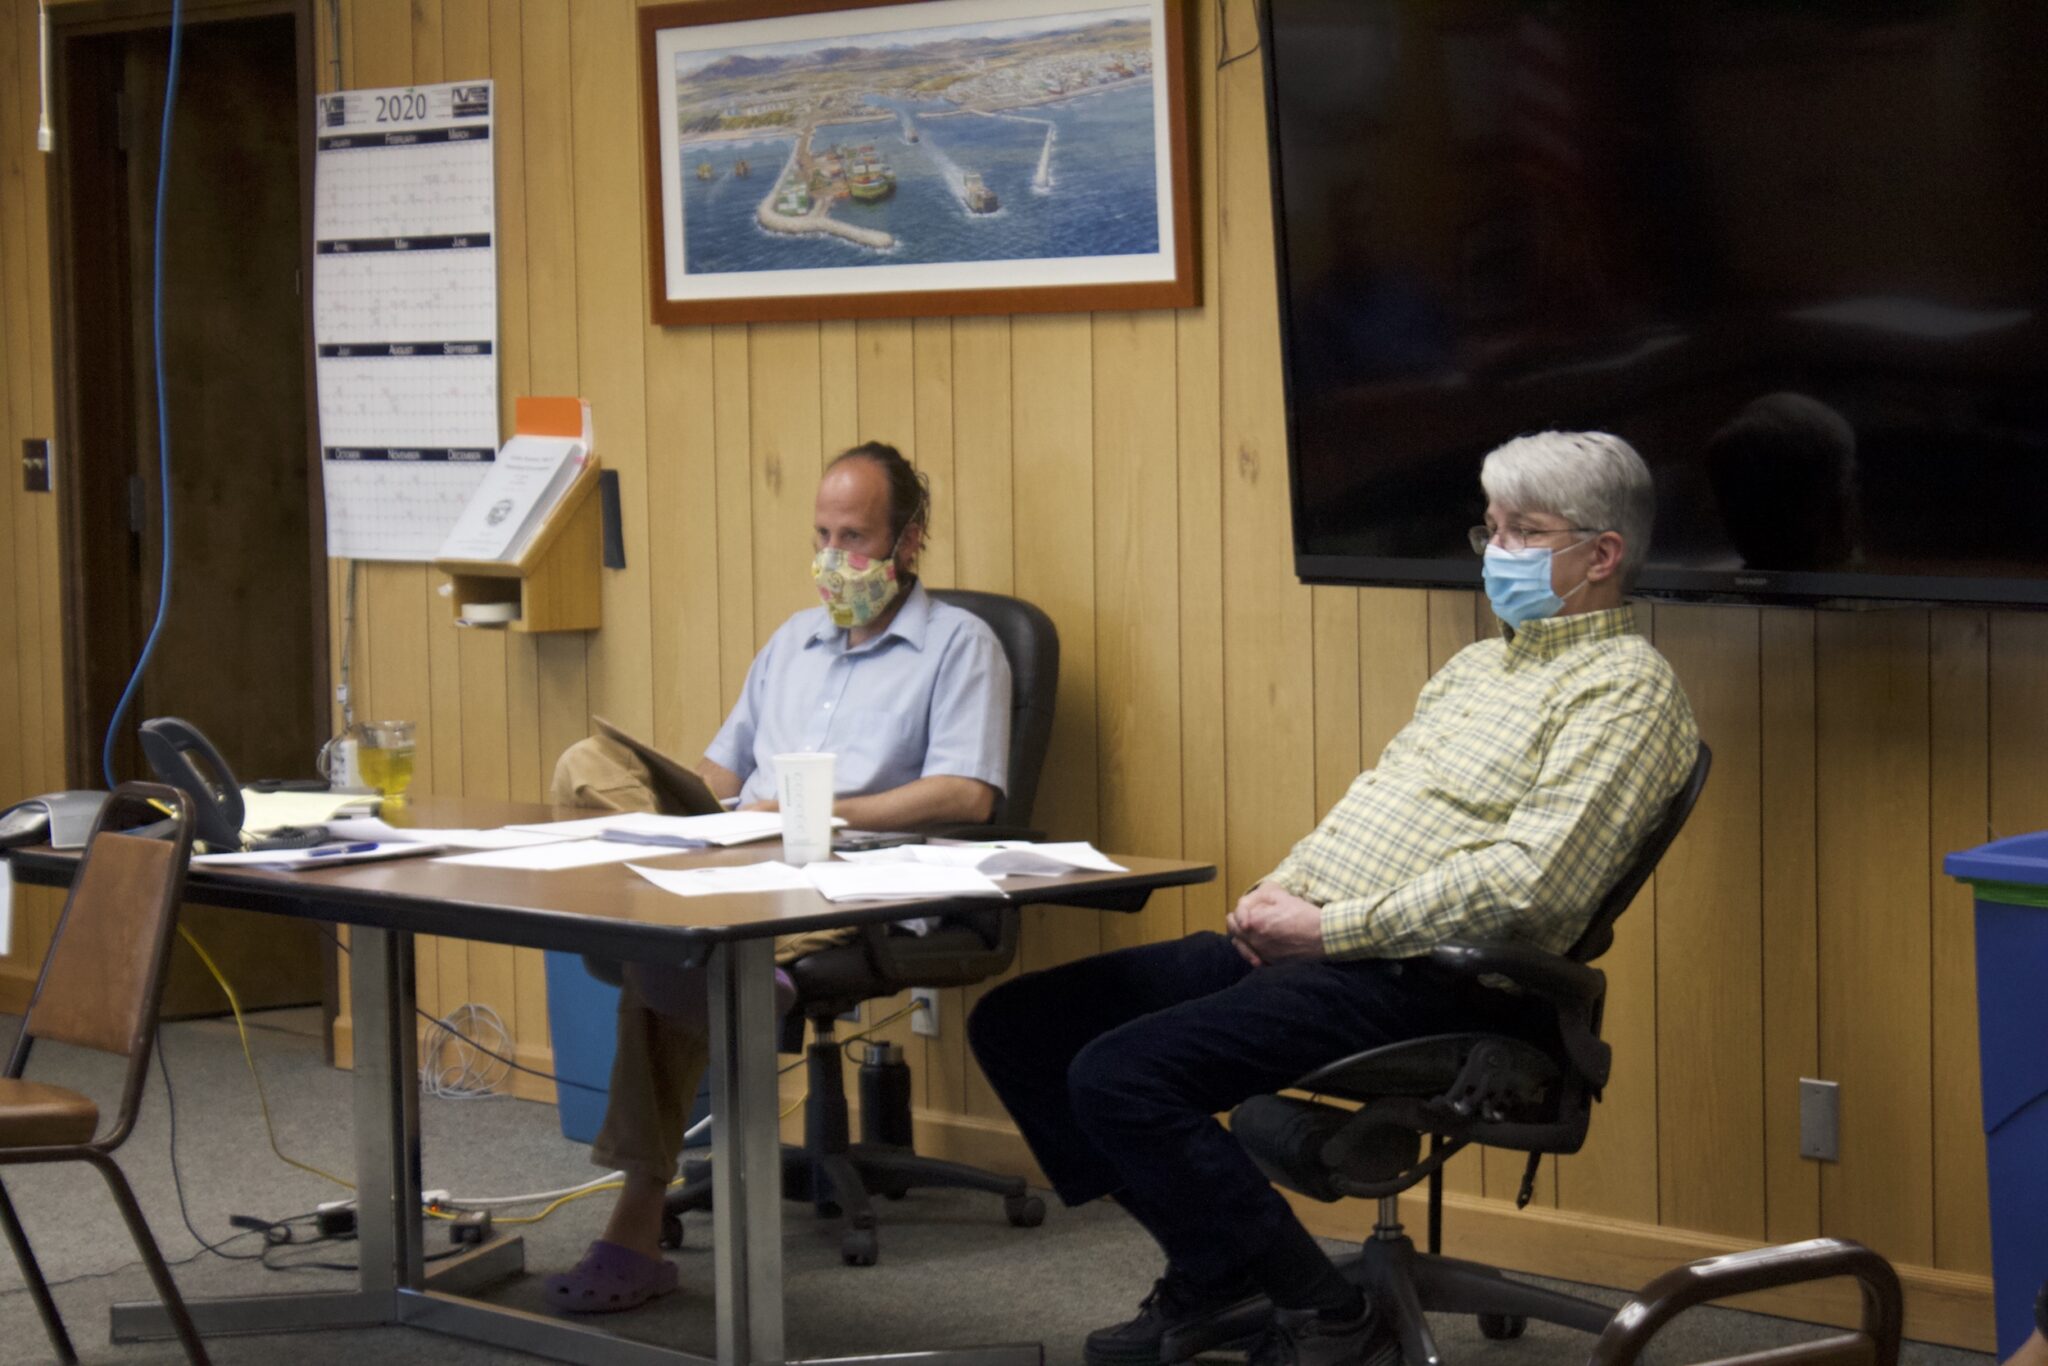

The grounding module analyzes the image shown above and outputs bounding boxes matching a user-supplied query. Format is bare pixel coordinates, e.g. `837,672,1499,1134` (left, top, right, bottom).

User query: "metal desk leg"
709,937,785,1366
111,926,417,1340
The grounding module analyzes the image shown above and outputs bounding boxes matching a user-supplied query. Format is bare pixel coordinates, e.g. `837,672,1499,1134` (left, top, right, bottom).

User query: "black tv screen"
1263,0,2048,606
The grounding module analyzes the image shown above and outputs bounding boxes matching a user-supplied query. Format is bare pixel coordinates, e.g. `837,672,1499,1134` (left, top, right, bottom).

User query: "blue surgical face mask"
1482,543,1588,627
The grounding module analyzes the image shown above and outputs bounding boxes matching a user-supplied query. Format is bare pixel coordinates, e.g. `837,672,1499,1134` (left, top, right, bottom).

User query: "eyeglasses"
1467,524,1604,555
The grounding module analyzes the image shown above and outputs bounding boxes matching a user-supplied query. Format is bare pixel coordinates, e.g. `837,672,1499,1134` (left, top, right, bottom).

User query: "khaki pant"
588,928,855,1184
551,735,859,1181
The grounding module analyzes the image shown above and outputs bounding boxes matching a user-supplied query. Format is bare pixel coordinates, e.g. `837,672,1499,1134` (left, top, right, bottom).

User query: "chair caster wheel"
842,1229,879,1266
659,1214,684,1250
1004,1194,1046,1228
1478,1314,1526,1340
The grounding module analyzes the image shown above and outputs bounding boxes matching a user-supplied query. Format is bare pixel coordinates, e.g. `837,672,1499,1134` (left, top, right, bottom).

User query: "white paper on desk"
835,841,1126,878
193,842,447,870
508,810,841,847
1,861,12,957
980,842,1126,876
239,789,380,834
435,839,655,870
805,861,1006,903
326,817,578,850
630,862,812,898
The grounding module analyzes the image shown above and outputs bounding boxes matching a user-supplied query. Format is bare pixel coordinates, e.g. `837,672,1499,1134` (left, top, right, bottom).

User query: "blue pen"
307,841,380,858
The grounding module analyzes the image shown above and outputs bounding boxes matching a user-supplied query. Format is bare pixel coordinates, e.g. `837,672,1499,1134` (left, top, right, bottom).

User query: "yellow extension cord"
175,926,929,1224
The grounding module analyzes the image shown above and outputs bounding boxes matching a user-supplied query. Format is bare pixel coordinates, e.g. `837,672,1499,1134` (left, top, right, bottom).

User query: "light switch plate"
1799,1078,1840,1162
22,438,50,493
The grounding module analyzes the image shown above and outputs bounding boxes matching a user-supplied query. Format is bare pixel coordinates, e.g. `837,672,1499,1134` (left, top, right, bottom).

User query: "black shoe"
1248,1300,1399,1366
1084,1271,1260,1366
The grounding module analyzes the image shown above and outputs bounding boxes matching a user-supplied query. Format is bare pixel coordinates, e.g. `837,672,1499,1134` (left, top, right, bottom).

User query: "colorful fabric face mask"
813,546,901,629
1482,543,1587,627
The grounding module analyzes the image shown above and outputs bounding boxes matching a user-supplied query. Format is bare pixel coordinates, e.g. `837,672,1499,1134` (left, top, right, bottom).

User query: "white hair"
1481,431,1656,587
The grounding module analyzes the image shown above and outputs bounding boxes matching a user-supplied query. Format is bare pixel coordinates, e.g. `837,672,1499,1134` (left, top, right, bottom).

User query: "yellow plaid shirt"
1266,606,1698,961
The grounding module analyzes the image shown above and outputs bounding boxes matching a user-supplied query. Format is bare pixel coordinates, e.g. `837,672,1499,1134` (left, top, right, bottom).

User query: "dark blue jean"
968,932,1537,1293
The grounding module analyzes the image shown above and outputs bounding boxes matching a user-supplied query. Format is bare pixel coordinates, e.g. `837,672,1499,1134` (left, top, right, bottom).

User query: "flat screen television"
1262,0,2048,606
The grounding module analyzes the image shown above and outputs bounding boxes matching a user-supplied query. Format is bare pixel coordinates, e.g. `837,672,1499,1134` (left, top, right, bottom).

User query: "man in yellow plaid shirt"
971,432,1698,1366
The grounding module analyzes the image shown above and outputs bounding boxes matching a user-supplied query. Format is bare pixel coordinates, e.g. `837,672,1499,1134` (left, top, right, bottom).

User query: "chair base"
662,1141,1044,1264
1161,1200,1611,1366
659,1031,1043,1265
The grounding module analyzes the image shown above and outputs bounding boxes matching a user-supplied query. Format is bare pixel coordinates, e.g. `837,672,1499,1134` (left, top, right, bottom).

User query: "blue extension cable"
101,0,186,788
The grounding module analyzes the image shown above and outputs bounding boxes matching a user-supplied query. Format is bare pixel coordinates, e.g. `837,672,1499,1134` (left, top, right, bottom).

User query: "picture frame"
638,0,1197,325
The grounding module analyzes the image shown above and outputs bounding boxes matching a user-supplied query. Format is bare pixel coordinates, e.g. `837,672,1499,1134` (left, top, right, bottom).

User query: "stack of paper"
509,811,829,848
836,841,1126,878
436,840,657,870
805,861,1006,903
630,862,813,897
194,842,446,871
240,789,380,835
326,816,580,850
437,433,587,563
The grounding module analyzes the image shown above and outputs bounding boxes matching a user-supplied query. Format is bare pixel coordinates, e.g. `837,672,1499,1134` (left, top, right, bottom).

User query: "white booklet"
437,434,586,562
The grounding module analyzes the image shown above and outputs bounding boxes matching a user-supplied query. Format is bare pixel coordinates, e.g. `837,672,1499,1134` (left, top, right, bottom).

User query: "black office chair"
662,588,1060,1264
1165,743,1712,1366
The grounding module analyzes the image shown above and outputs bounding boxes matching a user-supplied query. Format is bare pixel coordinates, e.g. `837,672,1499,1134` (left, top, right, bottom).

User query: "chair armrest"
1427,940,1611,1093
853,903,1020,985
1427,941,1605,1009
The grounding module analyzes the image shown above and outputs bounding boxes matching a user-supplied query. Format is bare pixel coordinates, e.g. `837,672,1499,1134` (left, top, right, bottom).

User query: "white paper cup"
774,751,837,866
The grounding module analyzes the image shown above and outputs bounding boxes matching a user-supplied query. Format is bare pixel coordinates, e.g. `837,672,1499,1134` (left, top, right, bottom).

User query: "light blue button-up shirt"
704,582,1012,810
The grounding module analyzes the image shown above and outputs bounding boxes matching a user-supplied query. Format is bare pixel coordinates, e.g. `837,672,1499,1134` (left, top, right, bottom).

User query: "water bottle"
857,1040,914,1148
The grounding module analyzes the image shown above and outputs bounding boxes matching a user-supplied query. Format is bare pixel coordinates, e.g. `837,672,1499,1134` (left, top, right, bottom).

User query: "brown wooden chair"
0,781,208,1365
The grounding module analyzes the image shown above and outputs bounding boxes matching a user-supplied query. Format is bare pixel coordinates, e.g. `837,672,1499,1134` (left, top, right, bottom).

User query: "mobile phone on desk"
832,830,926,853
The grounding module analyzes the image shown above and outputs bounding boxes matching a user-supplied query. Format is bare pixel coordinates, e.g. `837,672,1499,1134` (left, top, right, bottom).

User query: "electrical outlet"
909,987,939,1037
1799,1078,1840,1162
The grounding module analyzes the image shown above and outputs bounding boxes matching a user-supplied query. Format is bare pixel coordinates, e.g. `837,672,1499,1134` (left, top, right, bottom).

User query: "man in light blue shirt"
703,569,1010,823
547,442,1012,1315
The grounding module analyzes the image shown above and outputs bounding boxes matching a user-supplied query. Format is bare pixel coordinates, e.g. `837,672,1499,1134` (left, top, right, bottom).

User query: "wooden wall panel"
1172,0,1225,945
1760,608,1821,1242
1929,612,1990,1274
574,0,655,739
0,0,2001,1345
1094,310,1181,952
1816,610,1933,1264
711,323,754,713
1654,606,1768,1236
1012,313,1099,972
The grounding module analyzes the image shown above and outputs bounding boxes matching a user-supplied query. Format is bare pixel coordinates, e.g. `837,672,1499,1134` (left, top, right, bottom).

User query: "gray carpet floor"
0,1009,1997,1366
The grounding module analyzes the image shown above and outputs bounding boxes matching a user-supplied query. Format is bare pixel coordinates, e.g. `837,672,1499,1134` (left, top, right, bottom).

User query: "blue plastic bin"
541,951,710,1148
1943,833,2048,1358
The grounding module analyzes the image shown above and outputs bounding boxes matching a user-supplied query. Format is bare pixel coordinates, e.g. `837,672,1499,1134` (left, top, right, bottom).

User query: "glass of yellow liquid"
360,719,417,804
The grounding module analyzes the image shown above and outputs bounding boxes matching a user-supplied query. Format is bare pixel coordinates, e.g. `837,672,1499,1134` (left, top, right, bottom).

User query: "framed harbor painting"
639,0,1197,325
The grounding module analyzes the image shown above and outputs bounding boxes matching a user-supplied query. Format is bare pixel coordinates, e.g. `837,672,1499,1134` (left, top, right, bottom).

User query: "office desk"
6,797,1213,1366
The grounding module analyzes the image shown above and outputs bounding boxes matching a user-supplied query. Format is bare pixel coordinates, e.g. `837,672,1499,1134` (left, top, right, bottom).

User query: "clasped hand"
1225,883,1326,967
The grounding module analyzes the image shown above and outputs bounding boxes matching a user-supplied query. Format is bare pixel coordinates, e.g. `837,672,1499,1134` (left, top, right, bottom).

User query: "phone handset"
138,717,246,849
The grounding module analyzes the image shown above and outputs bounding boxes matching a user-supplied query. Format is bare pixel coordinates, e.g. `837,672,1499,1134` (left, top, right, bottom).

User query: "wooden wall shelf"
435,459,603,633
